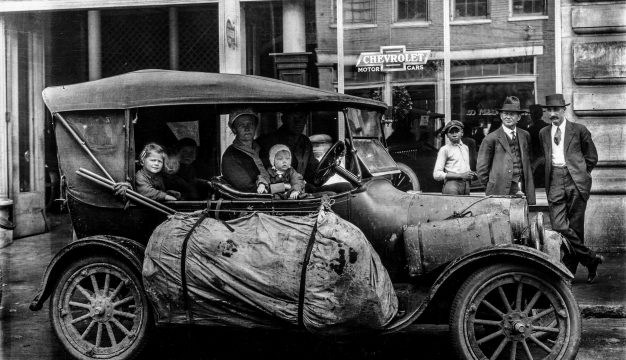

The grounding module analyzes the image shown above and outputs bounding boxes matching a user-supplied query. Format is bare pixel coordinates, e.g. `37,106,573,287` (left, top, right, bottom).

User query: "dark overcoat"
476,127,536,204
539,121,598,200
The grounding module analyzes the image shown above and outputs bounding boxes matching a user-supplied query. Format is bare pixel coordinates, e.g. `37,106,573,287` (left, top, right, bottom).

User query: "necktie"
511,131,516,142
554,127,561,145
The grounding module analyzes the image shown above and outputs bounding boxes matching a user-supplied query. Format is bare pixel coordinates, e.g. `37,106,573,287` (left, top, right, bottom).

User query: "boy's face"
179,146,196,165
274,150,292,171
144,152,164,174
446,127,462,143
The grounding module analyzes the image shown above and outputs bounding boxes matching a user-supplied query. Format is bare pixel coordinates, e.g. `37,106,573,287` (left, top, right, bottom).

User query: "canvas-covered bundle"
142,209,398,334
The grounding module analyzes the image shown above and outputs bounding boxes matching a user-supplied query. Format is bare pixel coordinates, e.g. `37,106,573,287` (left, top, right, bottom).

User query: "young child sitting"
267,144,306,199
135,143,181,202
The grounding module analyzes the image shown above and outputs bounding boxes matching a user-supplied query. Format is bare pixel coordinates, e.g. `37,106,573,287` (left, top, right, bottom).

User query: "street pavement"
0,212,624,359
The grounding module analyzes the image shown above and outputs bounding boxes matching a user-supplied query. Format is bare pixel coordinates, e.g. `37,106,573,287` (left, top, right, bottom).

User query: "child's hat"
269,144,291,165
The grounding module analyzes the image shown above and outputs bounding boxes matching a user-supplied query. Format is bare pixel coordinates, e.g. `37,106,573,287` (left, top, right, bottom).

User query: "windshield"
352,138,398,176
345,108,382,138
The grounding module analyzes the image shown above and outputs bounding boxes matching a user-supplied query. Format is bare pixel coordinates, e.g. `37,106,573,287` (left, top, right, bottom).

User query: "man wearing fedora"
477,96,536,205
539,93,603,282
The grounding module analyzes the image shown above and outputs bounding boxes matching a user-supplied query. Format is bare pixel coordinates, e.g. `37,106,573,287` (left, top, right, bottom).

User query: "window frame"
331,0,376,27
508,0,549,21
451,0,490,22
393,0,429,26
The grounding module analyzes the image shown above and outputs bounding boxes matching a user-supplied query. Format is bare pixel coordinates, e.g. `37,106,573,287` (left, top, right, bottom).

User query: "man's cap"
499,96,526,113
442,120,464,134
268,144,291,165
539,93,570,108
228,107,259,129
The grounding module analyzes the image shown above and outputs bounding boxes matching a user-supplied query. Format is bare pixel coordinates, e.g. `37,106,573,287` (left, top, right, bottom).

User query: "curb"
579,305,626,318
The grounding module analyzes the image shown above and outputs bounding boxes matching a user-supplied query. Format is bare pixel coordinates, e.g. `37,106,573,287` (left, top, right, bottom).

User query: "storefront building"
0,0,315,238
0,0,624,251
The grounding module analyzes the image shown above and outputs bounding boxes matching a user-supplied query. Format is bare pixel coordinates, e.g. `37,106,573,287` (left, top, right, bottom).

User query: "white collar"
503,126,517,136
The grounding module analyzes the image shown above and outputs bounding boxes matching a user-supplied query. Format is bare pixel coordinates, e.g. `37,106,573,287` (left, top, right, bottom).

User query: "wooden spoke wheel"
389,162,420,192
50,256,151,360
450,264,580,360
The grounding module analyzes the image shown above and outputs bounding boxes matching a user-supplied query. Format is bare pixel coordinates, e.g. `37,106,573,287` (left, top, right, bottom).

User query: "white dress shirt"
503,126,517,140
433,141,471,181
551,119,567,166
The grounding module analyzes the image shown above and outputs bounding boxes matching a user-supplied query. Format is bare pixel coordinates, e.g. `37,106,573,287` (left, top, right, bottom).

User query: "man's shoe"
586,255,604,284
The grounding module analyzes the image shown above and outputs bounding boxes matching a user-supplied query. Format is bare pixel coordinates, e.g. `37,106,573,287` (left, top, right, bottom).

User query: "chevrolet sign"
356,46,430,72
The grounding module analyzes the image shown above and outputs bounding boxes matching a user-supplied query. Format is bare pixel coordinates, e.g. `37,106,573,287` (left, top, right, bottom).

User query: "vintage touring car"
30,70,580,360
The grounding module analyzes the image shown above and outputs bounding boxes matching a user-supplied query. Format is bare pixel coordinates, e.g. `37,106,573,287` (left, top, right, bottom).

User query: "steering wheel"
312,141,346,186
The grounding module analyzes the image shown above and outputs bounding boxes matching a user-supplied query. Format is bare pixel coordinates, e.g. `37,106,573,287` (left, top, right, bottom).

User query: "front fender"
29,235,145,311
384,244,572,333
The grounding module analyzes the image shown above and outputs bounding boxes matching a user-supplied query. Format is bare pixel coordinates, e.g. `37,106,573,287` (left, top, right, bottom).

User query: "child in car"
266,144,306,199
135,142,180,201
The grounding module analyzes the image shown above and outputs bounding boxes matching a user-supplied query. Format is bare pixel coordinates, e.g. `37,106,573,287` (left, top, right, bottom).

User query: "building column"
219,0,243,156
271,0,310,85
87,10,101,80
0,17,9,201
169,7,179,70
283,0,305,53
219,0,242,74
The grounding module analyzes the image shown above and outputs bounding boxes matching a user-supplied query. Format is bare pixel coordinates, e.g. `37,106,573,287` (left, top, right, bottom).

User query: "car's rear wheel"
50,256,151,360
390,162,420,192
450,264,580,360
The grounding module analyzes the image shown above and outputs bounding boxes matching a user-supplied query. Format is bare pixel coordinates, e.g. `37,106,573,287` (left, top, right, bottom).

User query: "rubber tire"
391,162,420,192
449,264,581,360
50,256,152,360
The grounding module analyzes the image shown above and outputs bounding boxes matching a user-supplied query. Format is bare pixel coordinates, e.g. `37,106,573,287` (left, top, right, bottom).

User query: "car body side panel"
383,244,573,333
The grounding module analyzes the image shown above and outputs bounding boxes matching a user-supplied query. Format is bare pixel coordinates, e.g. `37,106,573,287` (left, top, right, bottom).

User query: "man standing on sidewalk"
477,96,536,205
539,93,603,282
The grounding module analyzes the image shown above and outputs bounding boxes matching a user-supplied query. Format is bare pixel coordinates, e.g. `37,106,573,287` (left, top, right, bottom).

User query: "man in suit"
539,93,603,282
477,96,536,205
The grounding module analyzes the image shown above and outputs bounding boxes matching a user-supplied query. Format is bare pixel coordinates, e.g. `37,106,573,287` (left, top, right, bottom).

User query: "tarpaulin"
142,209,397,334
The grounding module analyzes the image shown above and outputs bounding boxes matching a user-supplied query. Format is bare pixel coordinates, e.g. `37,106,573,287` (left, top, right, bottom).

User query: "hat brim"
538,103,570,107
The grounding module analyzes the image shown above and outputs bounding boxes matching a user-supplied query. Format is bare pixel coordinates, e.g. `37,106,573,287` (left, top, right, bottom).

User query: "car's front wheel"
450,264,580,360
50,256,151,360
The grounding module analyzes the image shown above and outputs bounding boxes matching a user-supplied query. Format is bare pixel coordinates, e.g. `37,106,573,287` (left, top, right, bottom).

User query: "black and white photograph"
0,1,625,359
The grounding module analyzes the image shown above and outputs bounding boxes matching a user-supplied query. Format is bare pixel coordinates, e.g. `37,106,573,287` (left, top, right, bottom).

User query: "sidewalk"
2,212,625,318
571,252,626,318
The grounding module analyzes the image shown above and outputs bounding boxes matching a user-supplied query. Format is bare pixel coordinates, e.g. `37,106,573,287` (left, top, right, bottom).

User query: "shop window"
451,82,535,148
451,57,534,78
396,0,428,22
512,0,546,16
453,0,489,19
332,0,375,24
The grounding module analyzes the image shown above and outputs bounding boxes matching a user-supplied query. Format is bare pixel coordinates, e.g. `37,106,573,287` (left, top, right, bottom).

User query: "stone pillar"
87,10,101,80
282,0,305,53
270,52,312,85
270,0,310,85
0,17,13,247
219,0,242,157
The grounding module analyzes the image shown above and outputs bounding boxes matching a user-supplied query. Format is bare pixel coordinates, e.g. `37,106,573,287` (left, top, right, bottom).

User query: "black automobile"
31,70,580,360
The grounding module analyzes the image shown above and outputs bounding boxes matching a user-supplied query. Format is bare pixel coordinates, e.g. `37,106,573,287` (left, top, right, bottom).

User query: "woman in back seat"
221,108,270,194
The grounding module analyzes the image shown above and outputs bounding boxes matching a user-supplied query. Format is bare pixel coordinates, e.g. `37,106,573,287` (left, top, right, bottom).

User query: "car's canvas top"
42,69,387,113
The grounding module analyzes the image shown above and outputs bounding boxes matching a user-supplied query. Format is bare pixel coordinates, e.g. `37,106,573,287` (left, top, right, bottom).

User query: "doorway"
4,14,47,238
